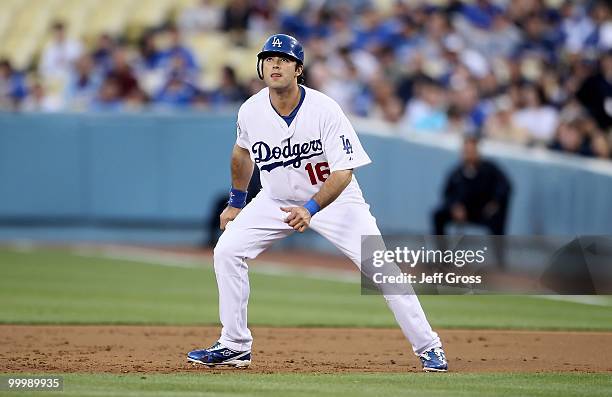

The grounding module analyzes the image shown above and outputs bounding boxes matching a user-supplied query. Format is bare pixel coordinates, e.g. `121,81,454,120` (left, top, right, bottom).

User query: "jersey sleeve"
322,106,371,172
235,112,250,150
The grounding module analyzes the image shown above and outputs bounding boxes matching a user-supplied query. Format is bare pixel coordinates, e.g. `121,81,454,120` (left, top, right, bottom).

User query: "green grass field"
3,373,611,397
1,247,611,397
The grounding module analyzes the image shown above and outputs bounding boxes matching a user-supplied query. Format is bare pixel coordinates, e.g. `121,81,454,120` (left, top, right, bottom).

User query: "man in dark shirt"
432,137,511,235
576,50,612,130
106,46,139,99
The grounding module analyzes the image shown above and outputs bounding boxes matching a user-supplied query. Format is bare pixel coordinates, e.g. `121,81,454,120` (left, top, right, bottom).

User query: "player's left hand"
281,206,311,233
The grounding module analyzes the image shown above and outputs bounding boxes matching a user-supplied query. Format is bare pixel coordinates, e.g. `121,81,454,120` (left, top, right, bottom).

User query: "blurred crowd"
1,0,612,160
0,21,255,113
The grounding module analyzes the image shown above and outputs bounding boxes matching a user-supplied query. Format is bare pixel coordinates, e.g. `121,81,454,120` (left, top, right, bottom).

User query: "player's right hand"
220,206,242,230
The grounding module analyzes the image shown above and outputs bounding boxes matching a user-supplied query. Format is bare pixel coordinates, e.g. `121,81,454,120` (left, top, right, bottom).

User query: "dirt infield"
1,325,611,374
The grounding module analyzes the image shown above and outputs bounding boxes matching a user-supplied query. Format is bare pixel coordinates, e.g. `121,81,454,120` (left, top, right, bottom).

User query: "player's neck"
269,83,301,116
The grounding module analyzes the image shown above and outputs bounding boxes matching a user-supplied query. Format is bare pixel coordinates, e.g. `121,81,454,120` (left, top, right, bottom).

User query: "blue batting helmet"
257,34,304,80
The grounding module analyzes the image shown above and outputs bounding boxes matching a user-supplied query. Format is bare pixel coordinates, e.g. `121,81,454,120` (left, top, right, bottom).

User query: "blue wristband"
304,198,320,216
228,188,248,209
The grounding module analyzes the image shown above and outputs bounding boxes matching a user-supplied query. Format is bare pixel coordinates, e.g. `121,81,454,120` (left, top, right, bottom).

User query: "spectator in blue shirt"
91,33,116,74
208,65,247,107
90,77,122,111
159,27,198,73
0,59,27,110
460,0,504,30
137,31,164,71
64,54,102,111
154,75,198,109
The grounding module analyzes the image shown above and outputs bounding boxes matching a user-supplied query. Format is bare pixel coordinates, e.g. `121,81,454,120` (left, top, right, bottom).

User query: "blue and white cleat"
419,347,448,372
187,341,251,368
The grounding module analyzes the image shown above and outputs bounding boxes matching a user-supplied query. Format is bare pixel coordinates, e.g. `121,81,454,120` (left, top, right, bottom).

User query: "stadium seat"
1,0,54,68
372,0,395,14
11,0,54,38
229,47,260,82
84,0,135,40
187,32,231,90
2,34,38,70
187,32,229,67
0,12,12,44
0,0,22,38
54,0,97,38
278,0,305,13
127,0,172,30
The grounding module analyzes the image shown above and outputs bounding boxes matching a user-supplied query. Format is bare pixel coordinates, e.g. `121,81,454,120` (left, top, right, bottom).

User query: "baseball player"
187,34,448,372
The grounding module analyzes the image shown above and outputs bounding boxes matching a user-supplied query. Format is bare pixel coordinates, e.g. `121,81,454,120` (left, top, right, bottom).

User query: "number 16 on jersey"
305,162,330,185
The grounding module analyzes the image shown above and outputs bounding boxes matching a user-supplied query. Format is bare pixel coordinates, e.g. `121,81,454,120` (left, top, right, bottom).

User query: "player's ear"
295,64,303,78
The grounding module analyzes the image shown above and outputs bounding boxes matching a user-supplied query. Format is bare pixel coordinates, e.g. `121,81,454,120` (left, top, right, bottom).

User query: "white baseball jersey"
236,85,371,202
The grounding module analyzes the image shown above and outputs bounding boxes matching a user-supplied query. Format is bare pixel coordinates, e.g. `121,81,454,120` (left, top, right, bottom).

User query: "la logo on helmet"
272,37,282,47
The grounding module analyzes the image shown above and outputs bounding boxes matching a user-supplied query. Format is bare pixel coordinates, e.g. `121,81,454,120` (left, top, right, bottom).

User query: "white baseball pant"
213,192,441,354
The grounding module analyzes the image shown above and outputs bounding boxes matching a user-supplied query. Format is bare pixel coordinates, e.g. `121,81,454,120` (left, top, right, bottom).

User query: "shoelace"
208,342,223,350
208,342,240,354
421,349,446,362
433,349,446,362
